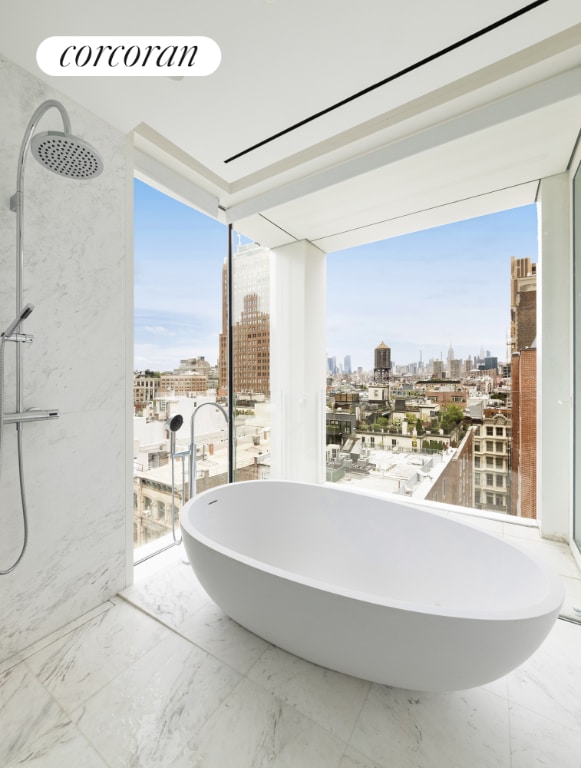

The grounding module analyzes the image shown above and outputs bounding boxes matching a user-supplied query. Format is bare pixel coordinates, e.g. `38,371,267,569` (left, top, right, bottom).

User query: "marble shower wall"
0,55,129,661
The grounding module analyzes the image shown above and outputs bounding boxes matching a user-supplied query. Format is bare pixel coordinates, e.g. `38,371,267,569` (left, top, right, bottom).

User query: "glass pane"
224,234,272,482
574,161,581,551
326,206,538,522
133,180,227,559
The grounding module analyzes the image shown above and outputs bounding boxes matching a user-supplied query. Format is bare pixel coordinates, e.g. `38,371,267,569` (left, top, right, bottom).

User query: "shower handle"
3,409,60,424
3,333,34,344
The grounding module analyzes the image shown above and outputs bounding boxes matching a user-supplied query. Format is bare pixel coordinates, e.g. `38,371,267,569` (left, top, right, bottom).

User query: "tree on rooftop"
440,403,465,434
443,403,464,421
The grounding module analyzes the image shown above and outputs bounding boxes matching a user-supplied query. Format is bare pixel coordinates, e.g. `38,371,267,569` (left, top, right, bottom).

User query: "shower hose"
0,337,29,575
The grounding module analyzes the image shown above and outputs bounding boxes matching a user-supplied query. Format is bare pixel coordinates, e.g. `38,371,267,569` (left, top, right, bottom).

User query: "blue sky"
328,205,538,370
134,179,538,372
134,179,227,372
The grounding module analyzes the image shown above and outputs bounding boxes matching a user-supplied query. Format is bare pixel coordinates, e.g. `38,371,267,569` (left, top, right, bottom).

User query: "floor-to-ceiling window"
326,205,540,522
132,184,272,560
133,180,227,558
226,234,272,484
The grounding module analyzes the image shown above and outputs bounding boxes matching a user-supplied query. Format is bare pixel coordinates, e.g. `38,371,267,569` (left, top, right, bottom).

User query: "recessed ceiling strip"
224,0,550,164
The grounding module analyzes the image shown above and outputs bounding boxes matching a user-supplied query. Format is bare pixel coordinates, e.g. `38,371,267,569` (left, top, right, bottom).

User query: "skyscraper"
344,355,352,374
447,344,454,374
432,359,444,378
218,243,271,395
510,256,537,353
509,256,537,518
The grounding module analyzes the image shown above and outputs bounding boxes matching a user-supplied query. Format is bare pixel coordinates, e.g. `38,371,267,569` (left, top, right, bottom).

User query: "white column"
270,240,326,482
538,173,572,540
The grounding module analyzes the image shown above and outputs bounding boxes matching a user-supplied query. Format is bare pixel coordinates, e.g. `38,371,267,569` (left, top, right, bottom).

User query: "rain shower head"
31,131,104,179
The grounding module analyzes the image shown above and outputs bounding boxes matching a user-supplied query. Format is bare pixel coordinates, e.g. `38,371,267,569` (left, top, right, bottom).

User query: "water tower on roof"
374,341,391,384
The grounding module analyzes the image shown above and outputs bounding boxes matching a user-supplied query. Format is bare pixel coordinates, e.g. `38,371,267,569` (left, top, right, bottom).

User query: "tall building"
447,344,455,374
482,356,498,371
510,256,537,353
449,359,463,379
432,359,444,378
232,292,270,394
473,409,511,513
511,344,537,518
344,355,352,374
509,256,537,519
218,243,271,396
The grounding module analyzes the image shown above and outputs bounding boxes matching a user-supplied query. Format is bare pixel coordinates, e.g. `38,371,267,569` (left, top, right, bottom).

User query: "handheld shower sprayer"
168,413,184,456
169,414,184,430
167,414,184,545
1,303,34,339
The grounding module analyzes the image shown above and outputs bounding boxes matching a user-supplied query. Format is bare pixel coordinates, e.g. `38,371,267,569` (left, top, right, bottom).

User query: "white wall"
0,56,130,661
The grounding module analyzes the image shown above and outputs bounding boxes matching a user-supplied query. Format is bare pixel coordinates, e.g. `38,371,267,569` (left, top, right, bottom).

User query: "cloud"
143,325,175,336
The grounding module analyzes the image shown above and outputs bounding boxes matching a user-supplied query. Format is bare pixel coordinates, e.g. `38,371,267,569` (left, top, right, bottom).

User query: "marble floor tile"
480,671,510,700
5,724,109,768
511,537,581,580
509,700,581,768
189,677,347,768
121,549,212,629
507,618,581,733
178,600,271,675
4,537,579,768
74,631,241,768
0,599,114,675
340,746,383,768
26,599,170,716
247,645,370,741
0,662,71,766
124,545,271,675
350,684,511,768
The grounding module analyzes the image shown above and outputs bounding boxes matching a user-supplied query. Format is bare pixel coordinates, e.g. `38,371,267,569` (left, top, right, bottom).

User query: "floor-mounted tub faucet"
188,402,229,502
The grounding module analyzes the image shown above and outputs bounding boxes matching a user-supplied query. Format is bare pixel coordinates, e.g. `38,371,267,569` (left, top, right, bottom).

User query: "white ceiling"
1,0,580,251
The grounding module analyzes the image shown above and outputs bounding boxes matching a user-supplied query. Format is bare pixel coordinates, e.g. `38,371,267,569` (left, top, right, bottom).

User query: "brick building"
133,372,158,408
511,345,537,518
425,428,474,507
510,256,537,353
219,243,270,396
230,292,270,394
474,409,512,514
158,372,207,395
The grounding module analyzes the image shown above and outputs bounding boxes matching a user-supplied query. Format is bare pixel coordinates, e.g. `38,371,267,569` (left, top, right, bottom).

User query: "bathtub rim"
180,480,565,623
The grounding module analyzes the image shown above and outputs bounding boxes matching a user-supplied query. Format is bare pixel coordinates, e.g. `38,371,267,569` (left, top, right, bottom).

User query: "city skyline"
134,179,538,372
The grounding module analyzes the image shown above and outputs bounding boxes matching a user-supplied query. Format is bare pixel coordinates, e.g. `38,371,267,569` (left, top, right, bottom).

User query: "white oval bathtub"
180,480,564,691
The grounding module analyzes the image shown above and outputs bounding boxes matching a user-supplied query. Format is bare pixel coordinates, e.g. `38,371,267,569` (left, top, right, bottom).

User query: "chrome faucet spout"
188,402,229,501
